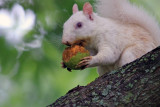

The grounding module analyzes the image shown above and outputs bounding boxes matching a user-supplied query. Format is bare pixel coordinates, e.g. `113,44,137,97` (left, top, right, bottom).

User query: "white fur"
95,0,160,45
62,0,160,76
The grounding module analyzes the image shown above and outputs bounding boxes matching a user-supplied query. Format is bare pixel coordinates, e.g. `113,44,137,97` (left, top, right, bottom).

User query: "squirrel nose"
62,41,71,46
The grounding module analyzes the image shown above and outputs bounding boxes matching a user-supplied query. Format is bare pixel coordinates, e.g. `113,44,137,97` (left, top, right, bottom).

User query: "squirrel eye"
76,22,82,28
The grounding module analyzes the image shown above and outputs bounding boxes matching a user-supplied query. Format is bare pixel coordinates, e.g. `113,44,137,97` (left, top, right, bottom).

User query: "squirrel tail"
95,0,160,45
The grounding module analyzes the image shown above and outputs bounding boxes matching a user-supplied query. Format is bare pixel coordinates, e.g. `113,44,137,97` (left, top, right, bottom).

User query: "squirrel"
62,0,160,76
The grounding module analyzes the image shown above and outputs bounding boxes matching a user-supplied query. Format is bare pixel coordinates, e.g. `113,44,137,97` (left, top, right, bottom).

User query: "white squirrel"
62,0,160,76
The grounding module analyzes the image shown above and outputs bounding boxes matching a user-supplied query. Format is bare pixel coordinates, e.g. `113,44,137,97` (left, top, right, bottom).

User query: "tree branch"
48,46,160,107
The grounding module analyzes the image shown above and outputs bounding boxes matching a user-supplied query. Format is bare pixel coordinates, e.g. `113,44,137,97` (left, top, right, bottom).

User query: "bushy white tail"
95,0,160,45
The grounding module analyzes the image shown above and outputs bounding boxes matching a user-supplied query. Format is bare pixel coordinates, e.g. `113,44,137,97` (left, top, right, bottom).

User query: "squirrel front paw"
76,56,93,70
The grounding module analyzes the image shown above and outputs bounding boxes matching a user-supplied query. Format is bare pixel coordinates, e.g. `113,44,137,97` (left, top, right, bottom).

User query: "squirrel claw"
80,64,89,70
80,56,92,61
76,56,92,69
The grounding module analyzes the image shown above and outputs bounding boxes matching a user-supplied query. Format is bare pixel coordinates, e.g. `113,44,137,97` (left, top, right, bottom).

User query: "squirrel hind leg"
118,48,137,67
118,44,154,66
97,65,115,76
97,67,107,76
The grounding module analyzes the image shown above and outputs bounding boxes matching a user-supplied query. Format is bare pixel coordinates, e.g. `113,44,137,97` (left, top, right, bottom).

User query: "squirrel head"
62,2,96,46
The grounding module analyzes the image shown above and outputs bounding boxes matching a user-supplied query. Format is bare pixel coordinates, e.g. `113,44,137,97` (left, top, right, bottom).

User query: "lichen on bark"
48,46,160,107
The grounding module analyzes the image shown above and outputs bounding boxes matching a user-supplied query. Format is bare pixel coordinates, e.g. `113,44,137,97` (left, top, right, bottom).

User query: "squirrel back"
95,0,160,45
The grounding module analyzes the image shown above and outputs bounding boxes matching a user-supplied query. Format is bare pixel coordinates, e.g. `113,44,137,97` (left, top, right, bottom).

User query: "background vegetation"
0,0,159,107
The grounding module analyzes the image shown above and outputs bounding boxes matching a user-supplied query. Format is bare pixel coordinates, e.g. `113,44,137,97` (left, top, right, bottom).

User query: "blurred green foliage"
0,0,159,107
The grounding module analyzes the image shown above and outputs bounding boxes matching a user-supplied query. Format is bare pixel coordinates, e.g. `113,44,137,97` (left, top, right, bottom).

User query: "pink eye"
76,22,82,28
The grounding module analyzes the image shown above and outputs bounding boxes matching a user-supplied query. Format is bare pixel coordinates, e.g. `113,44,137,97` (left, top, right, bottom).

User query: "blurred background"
0,0,159,107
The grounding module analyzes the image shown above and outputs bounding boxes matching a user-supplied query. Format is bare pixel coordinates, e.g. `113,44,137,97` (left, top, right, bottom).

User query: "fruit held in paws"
62,45,90,70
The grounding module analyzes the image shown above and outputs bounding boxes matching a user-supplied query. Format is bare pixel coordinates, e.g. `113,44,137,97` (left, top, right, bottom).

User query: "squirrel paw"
76,56,92,70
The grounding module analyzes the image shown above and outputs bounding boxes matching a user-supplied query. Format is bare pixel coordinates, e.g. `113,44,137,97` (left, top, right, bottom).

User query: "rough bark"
48,46,160,107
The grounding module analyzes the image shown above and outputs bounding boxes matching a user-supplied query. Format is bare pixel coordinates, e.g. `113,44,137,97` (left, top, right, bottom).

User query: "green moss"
90,86,94,89
102,85,111,96
74,92,79,96
84,100,90,104
109,70,118,75
128,83,133,88
92,97,99,102
151,54,158,60
115,82,120,87
99,100,104,105
134,80,137,82
141,78,148,83
144,58,148,62
116,92,122,96
102,89,109,96
114,102,119,106
64,52,89,70
121,69,125,73
65,100,69,104
107,85,112,89
123,92,134,103
92,92,98,96
145,69,150,73
150,67,156,72
73,104,76,107
117,73,121,77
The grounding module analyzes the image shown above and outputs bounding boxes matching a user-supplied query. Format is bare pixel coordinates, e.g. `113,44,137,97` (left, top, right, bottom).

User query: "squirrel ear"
73,4,79,14
83,2,93,20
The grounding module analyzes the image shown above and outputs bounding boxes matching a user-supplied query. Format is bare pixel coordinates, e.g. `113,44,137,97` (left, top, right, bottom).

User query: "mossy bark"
48,46,160,107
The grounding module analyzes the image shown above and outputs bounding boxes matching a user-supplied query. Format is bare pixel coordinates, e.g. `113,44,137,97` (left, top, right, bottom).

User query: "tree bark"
48,46,160,107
